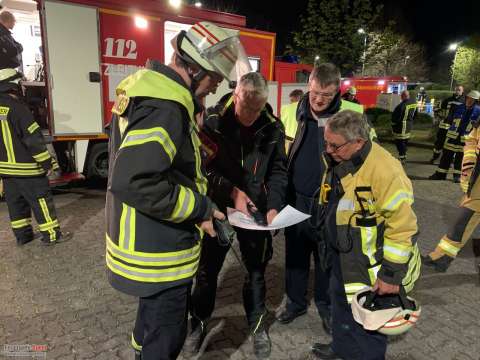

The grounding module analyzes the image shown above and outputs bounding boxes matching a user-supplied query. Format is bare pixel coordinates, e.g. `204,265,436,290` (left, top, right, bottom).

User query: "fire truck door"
43,1,103,135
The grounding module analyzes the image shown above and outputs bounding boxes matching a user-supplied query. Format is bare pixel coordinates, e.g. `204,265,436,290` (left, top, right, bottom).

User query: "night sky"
202,0,480,79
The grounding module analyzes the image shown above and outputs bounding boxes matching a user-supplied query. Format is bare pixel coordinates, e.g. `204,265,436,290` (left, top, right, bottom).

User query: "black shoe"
40,231,72,246
134,350,142,360
183,319,207,357
428,172,446,180
311,343,341,359
276,308,307,324
421,255,453,272
321,314,332,335
253,330,271,359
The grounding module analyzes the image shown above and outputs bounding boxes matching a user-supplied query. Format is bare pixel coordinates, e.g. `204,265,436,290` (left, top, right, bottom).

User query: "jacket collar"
331,140,372,179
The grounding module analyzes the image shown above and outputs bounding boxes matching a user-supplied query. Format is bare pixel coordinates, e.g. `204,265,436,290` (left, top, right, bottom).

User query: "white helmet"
467,90,480,100
172,21,251,84
351,287,421,336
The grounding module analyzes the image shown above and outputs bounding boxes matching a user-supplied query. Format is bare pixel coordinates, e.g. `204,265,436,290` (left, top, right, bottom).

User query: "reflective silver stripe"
106,254,198,279
107,238,201,264
337,199,355,211
384,192,413,211
383,245,410,258
176,187,193,220
123,205,132,250
122,130,176,161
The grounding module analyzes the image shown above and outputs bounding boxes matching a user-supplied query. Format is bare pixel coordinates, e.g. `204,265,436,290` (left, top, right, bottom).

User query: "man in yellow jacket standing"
106,22,250,360
311,110,420,359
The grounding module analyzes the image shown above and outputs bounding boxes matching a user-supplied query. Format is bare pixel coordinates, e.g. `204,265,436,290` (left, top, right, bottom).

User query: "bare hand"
231,187,254,215
373,278,400,295
266,209,278,225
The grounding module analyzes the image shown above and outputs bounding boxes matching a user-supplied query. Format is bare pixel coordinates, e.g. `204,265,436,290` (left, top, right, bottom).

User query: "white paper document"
227,205,311,230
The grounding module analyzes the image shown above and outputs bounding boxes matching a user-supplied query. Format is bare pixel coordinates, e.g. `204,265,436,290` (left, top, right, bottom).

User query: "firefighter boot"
40,231,73,246
430,151,440,164
183,317,207,357
428,172,446,180
422,255,453,272
253,329,271,359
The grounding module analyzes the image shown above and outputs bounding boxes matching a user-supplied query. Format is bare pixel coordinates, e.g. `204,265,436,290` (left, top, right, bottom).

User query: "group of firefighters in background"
0,14,478,360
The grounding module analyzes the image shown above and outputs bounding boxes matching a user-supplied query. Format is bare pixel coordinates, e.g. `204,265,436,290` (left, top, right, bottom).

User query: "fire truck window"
296,70,310,83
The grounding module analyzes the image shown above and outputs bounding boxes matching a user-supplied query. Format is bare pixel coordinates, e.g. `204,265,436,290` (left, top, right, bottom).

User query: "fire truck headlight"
377,80,385,85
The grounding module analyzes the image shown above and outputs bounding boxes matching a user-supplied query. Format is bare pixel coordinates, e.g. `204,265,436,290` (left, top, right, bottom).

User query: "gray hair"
236,72,268,100
326,110,370,141
309,63,341,89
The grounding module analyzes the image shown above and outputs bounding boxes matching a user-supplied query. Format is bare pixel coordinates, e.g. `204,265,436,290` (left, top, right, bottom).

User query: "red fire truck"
5,0,306,184
340,76,408,109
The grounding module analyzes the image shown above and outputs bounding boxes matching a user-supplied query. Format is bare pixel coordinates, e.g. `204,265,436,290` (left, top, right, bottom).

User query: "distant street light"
449,43,459,91
404,55,410,65
194,1,202,7
169,0,182,8
358,28,367,76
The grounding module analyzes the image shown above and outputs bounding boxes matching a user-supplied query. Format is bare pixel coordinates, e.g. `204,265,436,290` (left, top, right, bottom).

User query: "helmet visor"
201,36,252,83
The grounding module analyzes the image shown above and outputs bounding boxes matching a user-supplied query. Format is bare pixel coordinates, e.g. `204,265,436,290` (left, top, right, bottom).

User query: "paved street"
0,144,479,360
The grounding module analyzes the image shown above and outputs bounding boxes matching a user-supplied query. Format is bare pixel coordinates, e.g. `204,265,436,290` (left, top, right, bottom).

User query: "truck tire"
87,142,109,179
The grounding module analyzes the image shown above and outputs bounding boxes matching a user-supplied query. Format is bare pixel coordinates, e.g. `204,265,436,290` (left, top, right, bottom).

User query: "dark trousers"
437,149,463,177
132,283,191,360
2,176,60,244
285,192,330,317
394,139,408,159
433,128,448,153
330,252,387,360
191,228,272,331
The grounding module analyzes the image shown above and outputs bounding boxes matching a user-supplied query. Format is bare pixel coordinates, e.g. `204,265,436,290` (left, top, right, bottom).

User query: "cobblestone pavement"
0,144,479,360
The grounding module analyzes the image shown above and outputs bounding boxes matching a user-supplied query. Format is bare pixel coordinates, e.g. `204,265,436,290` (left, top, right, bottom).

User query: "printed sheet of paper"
227,205,311,230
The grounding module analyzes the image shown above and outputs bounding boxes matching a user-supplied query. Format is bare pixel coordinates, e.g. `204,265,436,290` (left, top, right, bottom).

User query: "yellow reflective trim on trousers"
0,168,45,176
11,218,31,229
120,127,176,162
107,234,201,266
131,333,142,351
27,122,40,134
39,198,56,241
1,120,16,162
32,150,51,162
402,245,421,293
0,106,10,115
360,226,378,285
106,251,199,283
166,186,195,223
438,238,460,256
383,241,412,263
38,219,59,232
382,190,413,212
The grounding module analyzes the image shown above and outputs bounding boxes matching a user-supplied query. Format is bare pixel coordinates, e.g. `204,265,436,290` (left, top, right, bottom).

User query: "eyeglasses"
310,91,336,100
325,140,351,152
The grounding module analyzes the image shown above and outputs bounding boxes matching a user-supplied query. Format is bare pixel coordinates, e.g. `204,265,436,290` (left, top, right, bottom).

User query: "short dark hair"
327,110,370,141
289,89,304,98
309,63,340,89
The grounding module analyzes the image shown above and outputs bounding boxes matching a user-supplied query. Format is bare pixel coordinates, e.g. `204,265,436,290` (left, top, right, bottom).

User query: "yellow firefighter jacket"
321,141,421,302
460,125,480,211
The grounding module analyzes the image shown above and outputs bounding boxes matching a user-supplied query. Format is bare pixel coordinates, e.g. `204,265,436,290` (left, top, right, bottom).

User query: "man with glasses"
311,110,420,359
277,63,363,335
184,72,287,359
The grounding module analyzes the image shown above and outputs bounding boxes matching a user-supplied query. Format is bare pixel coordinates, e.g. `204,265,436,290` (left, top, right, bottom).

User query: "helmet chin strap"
188,67,207,94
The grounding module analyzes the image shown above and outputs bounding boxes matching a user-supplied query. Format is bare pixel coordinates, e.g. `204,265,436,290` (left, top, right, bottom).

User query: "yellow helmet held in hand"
0,68,23,92
351,287,421,336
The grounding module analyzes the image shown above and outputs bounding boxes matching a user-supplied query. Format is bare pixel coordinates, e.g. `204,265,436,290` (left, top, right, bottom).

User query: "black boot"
253,329,271,359
311,343,341,359
422,255,453,272
430,151,440,164
183,318,207,357
428,172,446,180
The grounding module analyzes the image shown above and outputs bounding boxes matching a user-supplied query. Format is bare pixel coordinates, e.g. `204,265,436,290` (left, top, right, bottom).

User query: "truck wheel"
87,143,109,179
